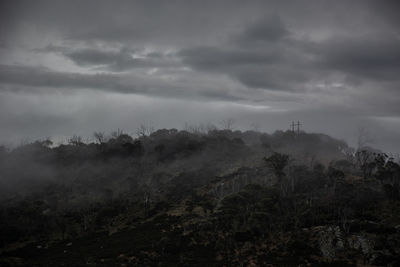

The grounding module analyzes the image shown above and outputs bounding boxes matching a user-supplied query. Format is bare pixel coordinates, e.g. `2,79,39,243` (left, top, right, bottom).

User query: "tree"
136,124,154,137
220,118,235,130
342,146,356,164
110,128,124,139
355,150,375,180
264,152,290,196
264,152,289,181
183,122,216,135
373,153,400,197
93,131,107,144
68,135,84,146
34,137,53,148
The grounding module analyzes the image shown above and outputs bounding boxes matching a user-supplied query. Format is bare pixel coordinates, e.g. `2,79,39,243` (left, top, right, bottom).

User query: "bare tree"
205,122,218,133
184,122,217,135
93,131,107,144
342,146,356,164
355,150,375,180
184,122,205,134
183,122,194,133
136,123,154,137
110,128,124,139
220,118,235,130
68,135,84,146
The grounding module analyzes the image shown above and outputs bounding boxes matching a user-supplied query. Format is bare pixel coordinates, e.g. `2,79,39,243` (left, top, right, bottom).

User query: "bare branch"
220,118,235,130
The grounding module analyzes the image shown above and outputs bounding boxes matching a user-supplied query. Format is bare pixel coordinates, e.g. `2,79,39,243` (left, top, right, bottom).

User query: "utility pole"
296,120,301,135
290,121,296,133
290,121,302,135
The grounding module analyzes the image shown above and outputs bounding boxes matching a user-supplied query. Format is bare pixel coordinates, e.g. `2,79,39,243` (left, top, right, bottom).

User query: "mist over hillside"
1,128,400,266
0,128,349,198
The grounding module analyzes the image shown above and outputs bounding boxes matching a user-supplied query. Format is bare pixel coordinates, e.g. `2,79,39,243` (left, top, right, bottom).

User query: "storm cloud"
0,0,400,152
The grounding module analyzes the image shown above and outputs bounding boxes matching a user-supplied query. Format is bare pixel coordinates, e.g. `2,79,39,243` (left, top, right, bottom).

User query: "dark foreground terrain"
1,129,399,266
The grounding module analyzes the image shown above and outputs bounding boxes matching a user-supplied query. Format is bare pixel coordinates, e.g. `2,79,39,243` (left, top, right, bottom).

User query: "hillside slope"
1,129,399,266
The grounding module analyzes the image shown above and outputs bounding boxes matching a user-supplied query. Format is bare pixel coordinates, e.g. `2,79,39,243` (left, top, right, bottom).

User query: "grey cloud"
34,45,179,72
65,49,120,66
0,64,245,102
0,64,128,92
33,44,66,53
312,33,400,81
178,15,312,91
64,48,179,71
179,15,400,92
366,0,400,28
0,0,305,47
233,66,309,91
179,46,280,71
235,15,289,44
179,45,308,91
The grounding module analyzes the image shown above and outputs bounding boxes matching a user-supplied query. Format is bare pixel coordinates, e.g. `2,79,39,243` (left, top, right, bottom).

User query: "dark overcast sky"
0,0,400,152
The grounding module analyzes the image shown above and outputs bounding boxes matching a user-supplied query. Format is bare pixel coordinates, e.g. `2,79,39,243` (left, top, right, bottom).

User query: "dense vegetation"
0,129,399,266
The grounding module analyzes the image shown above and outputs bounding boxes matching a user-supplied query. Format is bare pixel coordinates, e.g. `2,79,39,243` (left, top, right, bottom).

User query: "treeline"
0,129,346,242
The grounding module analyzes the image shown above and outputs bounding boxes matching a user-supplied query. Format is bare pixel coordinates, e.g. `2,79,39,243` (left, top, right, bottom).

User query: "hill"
0,129,399,266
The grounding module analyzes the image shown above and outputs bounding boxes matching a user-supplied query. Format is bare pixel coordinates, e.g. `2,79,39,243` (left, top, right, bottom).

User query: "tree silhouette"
264,152,289,181
264,152,290,196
